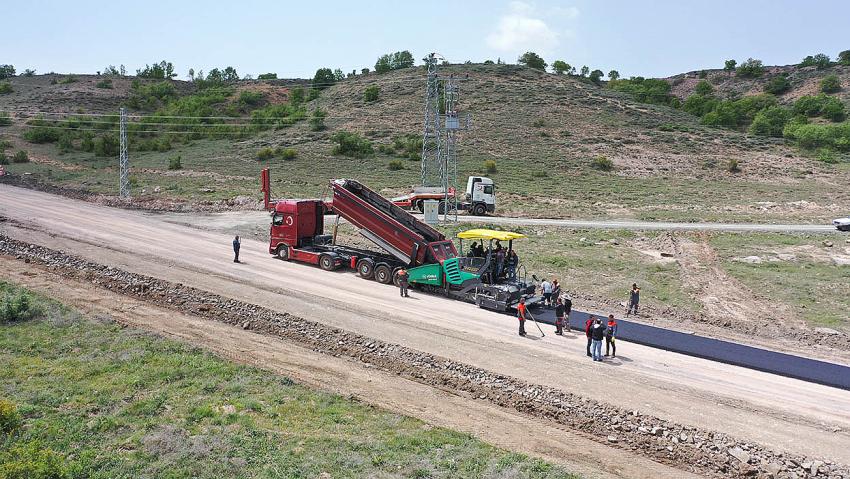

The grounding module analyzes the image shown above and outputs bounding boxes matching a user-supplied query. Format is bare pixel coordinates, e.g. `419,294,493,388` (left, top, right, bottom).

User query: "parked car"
834,215,850,232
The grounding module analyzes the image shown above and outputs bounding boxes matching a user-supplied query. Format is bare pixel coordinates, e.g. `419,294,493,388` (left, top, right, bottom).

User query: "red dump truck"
260,168,536,311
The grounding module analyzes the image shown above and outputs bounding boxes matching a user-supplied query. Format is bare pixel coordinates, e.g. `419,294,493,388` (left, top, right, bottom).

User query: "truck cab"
465,176,495,216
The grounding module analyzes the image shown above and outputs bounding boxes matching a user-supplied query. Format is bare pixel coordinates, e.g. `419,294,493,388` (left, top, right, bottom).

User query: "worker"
590,318,605,361
551,279,561,305
584,315,595,357
517,297,528,337
397,268,409,298
563,294,572,321
468,242,479,258
541,278,552,307
554,297,565,335
506,250,518,280
474,242,485,258
495,245,506,280
605,314,618,357
627,283,640,316
233,235,241,263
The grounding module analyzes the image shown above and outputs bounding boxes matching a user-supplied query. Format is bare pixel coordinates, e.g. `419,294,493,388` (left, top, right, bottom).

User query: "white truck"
833,215,850,232
392,176,496,216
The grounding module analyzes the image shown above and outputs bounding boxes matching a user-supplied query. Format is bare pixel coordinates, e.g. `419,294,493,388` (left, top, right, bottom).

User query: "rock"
811,460,824,474
651,426,664,436
737,255,763,264
680,433,689,442
764,462,783,477
607,435,618,443
823,240,834,247
776,253,796,261
728,446,751,464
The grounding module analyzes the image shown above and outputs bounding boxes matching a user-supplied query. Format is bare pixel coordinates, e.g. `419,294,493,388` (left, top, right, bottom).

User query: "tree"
258,73,278,80
137,60,176,79
333,68,345,81
724,59,737,72
839,50,850,66
517,52,547,70
312,68,336,89
222,66,238,82
749,106,790,137
483,59,494,65
361,68,370,74
552,60,569,75
375,54,392,73
764,75,790,94
736,58,765,78
589,69,604,84
0,65,15,79
607,70,620,81
800,53,831,69
391,51,415,69
695,80,713,96
579,66,589,77
821,74,841,93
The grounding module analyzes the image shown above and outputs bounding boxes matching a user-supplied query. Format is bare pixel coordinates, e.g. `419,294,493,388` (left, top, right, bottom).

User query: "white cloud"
486,2,568,55
551,5,579,19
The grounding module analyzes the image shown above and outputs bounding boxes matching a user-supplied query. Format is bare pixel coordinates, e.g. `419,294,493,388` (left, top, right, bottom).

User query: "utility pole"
119,107,129,199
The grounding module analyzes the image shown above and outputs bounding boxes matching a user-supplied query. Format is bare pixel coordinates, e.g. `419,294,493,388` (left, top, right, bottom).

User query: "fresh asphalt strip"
527,307,850,391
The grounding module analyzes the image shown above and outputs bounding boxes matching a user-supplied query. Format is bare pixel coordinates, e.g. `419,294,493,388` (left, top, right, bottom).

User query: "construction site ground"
2,184,850,478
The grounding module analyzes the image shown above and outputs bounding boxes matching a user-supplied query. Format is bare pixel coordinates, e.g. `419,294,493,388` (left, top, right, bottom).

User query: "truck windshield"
430,242,457,262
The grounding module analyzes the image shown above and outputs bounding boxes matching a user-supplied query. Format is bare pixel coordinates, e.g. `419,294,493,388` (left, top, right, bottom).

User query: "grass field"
0,281,579,479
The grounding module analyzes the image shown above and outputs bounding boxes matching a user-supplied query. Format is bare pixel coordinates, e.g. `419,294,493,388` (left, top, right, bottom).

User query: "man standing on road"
541,278,552,307
591,318,605,361
517,297,528,337
627,283,640,315
605,314,618,358
551,279,561,305
397,268,409,298
585,315,595,357
554,297,565,335
563,294,572,329
233,235,241,263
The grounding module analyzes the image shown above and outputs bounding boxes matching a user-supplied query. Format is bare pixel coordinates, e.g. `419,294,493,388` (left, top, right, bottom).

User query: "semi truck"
261,168,533,311
391,176,496,216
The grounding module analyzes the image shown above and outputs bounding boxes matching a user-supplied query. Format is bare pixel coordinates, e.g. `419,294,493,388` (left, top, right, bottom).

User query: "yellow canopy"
457,229,526,241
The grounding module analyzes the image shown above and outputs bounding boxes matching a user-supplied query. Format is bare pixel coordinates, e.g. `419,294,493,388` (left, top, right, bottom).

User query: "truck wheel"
416,201,424,213
375,264,392,284
438,201,447,214
277,245,289,260
319,255,336,271
357,259,375,279
472,203,487,216
839,225,850,232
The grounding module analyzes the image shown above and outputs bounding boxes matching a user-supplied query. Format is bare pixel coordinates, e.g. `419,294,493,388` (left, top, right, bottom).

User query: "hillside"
1,64,848,222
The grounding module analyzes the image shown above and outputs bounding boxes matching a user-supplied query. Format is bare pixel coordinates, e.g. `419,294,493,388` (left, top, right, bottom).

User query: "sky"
3,0,849,80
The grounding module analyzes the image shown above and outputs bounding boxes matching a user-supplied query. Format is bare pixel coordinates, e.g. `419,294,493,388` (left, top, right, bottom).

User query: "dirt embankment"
1,235,844,479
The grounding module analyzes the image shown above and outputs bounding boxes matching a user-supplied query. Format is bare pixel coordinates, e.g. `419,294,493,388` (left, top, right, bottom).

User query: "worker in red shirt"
585,315,595,357
605,314,618,357
517,297,528,336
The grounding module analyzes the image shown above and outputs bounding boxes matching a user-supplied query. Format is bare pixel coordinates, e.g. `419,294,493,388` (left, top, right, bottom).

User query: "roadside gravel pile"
1,235,845,479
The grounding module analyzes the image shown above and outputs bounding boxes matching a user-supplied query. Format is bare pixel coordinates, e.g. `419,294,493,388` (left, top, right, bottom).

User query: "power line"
1,110,419,122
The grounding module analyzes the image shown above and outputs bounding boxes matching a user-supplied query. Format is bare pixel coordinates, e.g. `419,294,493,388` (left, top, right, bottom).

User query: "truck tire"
276,245,289,260
438,201,447,214
319,255,336,271
375,264,392,284
357,258,375,279
472,203,487,216
416,201,424,213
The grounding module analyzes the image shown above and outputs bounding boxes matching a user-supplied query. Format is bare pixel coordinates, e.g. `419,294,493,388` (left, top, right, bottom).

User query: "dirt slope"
2,184,849,467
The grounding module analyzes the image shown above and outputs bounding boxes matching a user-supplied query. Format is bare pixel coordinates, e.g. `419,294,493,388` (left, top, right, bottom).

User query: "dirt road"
2,184,849,467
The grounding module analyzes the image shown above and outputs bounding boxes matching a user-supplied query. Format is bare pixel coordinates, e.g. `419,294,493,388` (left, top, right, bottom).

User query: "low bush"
257,147,275,160
0,152,7,165
531,118,546,128
12,150,28,163
363,85,380,102
1,289,43,323
23,126,60,144
0,399,22,434
309,109,326,131
727,158,741,173
608,77,675,106
0,82,12,94
483,159,497,173
793,94,845,122
0,139,11,149
330,131,373,158
749,106,791,137
168,155,182,170
94,135,119,157
238,90,264,107
0,113,11,125
277,148,296,160
820,75,841,94
0,442,68,479
736,58,765,78
391,134,422,160
388,159,404,170
591,155,613,171
764,75,790,95
57,134,73,152
818,148,839,164
96,78,113,89
257,73,278,80
58,75,78,84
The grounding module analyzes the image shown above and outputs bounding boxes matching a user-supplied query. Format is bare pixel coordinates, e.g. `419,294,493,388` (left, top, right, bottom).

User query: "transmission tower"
442,76,460,221
420,53,442,188
118,107,129,199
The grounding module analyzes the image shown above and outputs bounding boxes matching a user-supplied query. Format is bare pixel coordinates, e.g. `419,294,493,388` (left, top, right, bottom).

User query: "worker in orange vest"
397,268,409,297
517,297,528,336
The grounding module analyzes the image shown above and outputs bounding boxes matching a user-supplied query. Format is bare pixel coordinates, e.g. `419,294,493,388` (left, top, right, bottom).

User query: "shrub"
330,131,373,158
764,75,790,95
1,289,42,323
694,80,713,96
723,59,737,72
0,113,11,126
552,60,569,75
749,106,791,137
276,147,297,160
799,53,831,69
483,160,497,173
531,118,545,128
589,69,604,84
388,160,404,170
374,51,415,73
794,94,845,121
289,87,305,105
783,120,850,150
591,155,613,171
363,85,379,102
256,147,275,160
0,82,12,94
727,158,741,173
682,94,719,117
818,148,838,164
94,135,119,157
820,74,841,94
840,50,850,66
57,134,73,152
608,77,675,106
736,58,765,78
312,68,336,89
80,134,94,152
0,64,14,79
237,90,264,107
0,442,68,479
137,60,176,79
0,152,6,165
12,150,28,163
257,73,278,80
23,127,61,144
58,75,77,84
95,78,113,89
309,108,326,131
0,399,22,434
0,139,11,149
168,155,182,170
517,52,547,70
